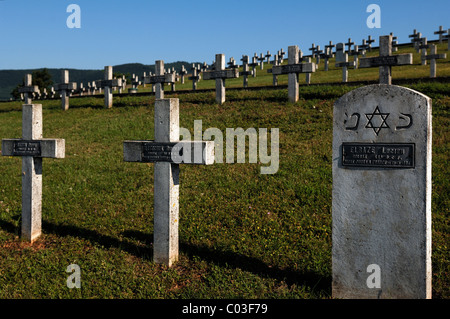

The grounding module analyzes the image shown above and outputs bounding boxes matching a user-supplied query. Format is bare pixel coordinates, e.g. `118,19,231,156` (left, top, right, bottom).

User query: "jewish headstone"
332,84,432,299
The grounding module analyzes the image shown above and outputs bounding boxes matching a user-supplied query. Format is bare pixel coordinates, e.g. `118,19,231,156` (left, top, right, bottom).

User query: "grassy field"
0,43,448,299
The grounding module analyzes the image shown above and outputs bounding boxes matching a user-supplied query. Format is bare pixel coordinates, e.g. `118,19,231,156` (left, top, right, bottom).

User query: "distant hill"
0,61,199,100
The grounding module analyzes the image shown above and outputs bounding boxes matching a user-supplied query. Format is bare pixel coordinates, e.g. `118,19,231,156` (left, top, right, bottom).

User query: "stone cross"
408,29,419,47
324,41,335,71
390,33,398,52
179,65,187,84
240,55,254,88
96,66,123,108
271,45,316,103
123,98,214,267
144,61,176,99
419,37,429,65
188,64,201,90
265,51,272,63
434,25,447,43
269,53,279,86
366,35,375,51
351,45,362,69
55,70,77,111
227,57,238,69
203,54,239,104
309,43,316,58
360,39,368,57
424,44,447,78
335,43,356,83
314,45,321,65
345,38,354,53
445,29,450,51
412,32,422,53
18,74,39,104
2,103,65,242
257,53,265,70
359,35,413,85
278,48,286,63
248,55,259,77
332,84,432,299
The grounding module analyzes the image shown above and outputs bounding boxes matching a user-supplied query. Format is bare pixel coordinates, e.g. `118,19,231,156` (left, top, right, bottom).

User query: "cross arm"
123,140,215,165
359,53,413,68
55,83,77,91
2,138,65,158
271,62,316,75
96,78,123,88
202,69,239,80
18,86,39,93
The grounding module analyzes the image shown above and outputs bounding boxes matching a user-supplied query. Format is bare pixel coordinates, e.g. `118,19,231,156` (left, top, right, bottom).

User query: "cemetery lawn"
0,82,449,299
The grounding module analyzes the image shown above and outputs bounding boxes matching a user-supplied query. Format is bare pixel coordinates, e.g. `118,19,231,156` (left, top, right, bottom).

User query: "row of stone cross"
16,28,448,109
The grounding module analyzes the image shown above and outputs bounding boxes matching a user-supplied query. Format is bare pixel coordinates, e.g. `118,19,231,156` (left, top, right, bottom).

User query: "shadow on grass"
0,218,330,296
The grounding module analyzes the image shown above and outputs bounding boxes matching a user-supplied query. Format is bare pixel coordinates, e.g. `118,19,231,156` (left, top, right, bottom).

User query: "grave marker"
257,53,265,70
265,51,272,63
123,98,214,267
424,44,447,78
324,41,335,71
18,74,39,104
179,65,188,84
2,102,65,242
332,84,432,299
55,70,77,111
419,37,429,65
248,56,259,77
240,55,254,88
335,43,356,83
188,64,201,90
271,45,316,102
96,66,123,108
203,54,239,104
434,25,447,43
144,61,176,99
366,35,375,51
359,35,413,85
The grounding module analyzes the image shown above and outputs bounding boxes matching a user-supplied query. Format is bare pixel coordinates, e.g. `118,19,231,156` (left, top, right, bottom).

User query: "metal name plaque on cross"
12,140,41,157
342,143,415,168
141,142,182,162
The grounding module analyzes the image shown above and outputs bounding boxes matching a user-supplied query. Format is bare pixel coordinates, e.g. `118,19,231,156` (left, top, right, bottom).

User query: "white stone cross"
2,103,65,242
359,35,413,85
434,25,447,43
144,60,176,99
271,45,316,103
239,55,254,88
324,41,335,71
55,70,77,111
123,98,214,267
179,65,187,84
188,64,201,90
96,66,123,108
203,54,239,104
424,44,447,78
18,74,39,104
335,43,356,83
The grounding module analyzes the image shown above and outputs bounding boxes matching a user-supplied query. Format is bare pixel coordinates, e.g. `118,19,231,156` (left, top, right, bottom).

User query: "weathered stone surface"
332,84,432,299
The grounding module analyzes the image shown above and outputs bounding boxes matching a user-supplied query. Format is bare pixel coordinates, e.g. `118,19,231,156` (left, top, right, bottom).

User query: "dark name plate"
13,140,41,157
342,143,415,168
141,142,182,162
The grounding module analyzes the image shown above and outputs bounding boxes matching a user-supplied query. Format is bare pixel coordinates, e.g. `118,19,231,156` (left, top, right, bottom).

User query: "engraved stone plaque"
341,143,415,168
12,140,41,157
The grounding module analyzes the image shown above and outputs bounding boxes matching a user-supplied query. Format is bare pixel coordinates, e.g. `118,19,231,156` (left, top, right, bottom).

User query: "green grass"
0,46,449,299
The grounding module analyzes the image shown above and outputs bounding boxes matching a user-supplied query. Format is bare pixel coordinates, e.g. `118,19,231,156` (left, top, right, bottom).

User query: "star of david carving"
365,106,390,135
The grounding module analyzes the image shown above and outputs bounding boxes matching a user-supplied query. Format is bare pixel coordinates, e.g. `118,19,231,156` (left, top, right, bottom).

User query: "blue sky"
0,0,448,70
